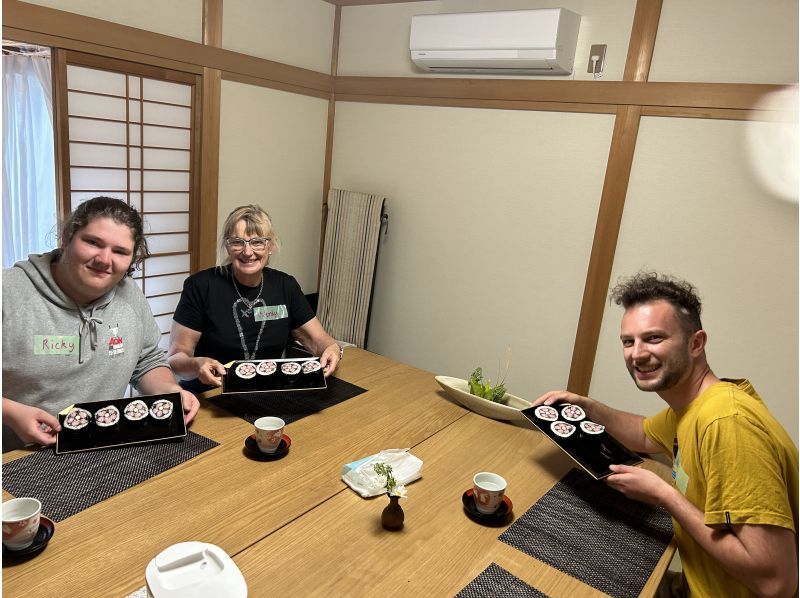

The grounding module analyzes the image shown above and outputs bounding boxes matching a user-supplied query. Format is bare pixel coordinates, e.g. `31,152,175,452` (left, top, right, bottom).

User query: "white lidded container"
146,542,247,598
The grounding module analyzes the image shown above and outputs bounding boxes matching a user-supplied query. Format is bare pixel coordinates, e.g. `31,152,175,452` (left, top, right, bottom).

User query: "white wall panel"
21,0,203,43
331,101,614,396
649,0,798,84
338,0,635,80
590,117,798,441
222,0,335,74
218,80,328,293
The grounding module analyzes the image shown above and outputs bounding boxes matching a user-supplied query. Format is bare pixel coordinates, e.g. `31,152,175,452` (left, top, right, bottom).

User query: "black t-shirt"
173,266,315,374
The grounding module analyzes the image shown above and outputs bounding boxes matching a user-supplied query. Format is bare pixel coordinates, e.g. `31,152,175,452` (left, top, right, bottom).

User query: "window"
53,51,201,350
1,42,57,267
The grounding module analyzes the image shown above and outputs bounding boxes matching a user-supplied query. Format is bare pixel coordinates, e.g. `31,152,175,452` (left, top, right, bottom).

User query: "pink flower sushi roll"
301,360,322,374
94,405,120,432
63,407,92,434
124,399,149,425
281,361,301,377
149,399,174,425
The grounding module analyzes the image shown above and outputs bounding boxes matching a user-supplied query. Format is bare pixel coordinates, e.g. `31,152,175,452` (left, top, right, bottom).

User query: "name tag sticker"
34,335,79,355
674,463,690,495
254,305,288,322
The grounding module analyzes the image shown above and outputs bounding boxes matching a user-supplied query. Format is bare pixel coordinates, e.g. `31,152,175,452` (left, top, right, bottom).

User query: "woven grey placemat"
2,432,218,522
499,468,673,598
456,563,551,598
212,377,367,424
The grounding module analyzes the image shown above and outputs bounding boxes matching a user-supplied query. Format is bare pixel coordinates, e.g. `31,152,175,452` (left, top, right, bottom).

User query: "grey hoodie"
2,250,168,451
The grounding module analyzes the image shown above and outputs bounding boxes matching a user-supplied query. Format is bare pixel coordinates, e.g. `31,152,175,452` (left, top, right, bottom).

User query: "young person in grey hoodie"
2,197,199,452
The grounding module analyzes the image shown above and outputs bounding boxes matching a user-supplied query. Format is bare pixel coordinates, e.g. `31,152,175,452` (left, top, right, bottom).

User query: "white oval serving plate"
435,376,532,422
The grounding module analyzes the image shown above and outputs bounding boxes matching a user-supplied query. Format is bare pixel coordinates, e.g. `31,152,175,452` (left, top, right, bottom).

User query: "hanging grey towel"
317,188,386,347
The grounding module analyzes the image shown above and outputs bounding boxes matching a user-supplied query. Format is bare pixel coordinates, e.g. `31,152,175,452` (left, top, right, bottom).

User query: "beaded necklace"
231,272,266,360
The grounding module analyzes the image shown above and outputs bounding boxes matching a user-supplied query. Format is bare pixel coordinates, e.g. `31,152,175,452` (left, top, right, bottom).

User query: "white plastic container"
145,542,247,598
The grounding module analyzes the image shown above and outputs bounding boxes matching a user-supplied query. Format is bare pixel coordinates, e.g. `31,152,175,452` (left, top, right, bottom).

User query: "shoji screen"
55,51,201,350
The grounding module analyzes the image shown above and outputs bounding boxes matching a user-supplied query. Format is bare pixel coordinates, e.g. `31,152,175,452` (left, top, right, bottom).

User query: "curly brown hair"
610,272,702,336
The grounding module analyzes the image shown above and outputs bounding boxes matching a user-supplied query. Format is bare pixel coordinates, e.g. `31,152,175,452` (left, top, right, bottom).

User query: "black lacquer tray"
56,393,186,454
521,402,642,479
222,357,326,394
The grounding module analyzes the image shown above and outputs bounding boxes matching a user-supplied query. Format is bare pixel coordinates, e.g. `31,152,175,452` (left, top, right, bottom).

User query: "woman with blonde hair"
168,205,341,391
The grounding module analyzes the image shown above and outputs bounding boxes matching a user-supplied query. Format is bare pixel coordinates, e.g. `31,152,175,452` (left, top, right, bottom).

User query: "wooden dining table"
2,348,675,597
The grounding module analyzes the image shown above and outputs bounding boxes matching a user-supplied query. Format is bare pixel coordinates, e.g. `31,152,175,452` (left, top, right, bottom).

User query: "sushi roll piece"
149,399,174,424
550,421,576,439
280,361,301,377
63,407,92,433
580,420,605,435
235,362,257,379
560,404,586,422
94,405,120,432
534,405,559,422
256,360,277,376
124,399,149,425
301,360,322,374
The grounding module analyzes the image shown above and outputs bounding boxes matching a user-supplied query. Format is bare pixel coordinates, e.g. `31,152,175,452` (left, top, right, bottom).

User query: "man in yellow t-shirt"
534,272,798,598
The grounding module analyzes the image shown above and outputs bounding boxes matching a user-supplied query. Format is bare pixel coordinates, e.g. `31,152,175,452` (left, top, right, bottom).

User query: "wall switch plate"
587,44,607,74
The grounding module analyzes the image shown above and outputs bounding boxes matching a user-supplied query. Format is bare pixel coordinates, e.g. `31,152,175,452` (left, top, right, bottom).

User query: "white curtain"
2,52,57,268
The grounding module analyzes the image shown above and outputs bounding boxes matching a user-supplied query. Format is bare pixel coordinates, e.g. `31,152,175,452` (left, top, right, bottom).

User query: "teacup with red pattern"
254,417,285,453
2,497,41,551
472,472,506,515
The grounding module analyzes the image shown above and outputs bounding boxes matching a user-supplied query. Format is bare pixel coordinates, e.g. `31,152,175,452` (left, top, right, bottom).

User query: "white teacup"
254,417,285,453
472,472,507,515
2,497,42,550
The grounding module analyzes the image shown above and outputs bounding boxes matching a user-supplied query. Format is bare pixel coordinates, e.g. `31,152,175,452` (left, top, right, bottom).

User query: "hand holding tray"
521,402,642,479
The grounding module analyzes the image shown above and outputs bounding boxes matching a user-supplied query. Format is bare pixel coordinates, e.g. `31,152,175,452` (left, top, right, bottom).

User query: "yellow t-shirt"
643,379,798,598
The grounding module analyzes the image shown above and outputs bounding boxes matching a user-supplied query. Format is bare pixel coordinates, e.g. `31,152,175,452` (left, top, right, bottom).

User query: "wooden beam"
203,0,223,48
624,0,663,82
198,67,221,270
566,105,642,394
336,94,618,114
197,0,223,270
335,77,787,112
319,5,342,287
50,48,70,222
566,0,662,396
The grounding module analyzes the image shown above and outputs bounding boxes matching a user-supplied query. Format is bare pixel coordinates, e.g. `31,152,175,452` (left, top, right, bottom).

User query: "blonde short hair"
217,204,281,266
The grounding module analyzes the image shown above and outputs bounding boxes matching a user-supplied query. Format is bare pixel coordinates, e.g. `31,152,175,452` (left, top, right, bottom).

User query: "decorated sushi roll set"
222,357,326,394
521,402,642,479
56,393,185,454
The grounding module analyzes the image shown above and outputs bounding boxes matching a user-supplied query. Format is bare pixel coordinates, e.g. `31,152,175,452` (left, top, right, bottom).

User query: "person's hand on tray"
195,357,225,387
319,342,342,378
606,464,672,506
533,390,593,409
179,389,200,424
2,398,61,447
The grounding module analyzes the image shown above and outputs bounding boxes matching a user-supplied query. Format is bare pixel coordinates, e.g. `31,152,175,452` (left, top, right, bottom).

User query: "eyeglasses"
225,237,271,251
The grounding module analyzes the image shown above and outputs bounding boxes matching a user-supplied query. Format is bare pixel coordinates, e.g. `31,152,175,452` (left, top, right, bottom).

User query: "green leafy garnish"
468,347,511,404
468,368,506,403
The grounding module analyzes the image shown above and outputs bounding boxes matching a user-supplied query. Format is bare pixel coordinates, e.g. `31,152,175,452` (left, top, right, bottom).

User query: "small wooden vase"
381,494,404,530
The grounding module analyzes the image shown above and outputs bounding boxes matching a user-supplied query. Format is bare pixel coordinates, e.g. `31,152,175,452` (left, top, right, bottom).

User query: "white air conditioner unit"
410,8,581,75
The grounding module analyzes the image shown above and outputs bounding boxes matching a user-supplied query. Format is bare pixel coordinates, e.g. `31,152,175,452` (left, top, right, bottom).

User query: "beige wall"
330,101,614,393
337,0,635,80
649,0,799,84
218,80,329,293
20,0,203,43
332,0,798,439
222,0,335,74
590,116,799,442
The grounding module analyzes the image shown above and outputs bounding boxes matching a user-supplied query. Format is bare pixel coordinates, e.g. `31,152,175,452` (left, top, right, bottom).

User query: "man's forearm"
661,486,797,597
